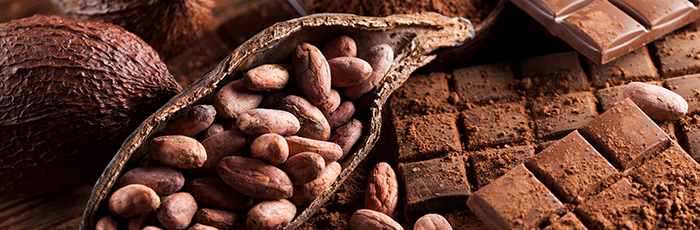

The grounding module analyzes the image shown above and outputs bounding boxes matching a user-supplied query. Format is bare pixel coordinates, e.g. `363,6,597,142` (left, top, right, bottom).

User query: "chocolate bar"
510,0,700,64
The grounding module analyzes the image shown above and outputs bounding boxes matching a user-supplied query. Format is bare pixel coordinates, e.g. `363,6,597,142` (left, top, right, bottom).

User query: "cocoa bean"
285,136,343,163
365,162,398,218
292,43,332,109
108,184,160,218
247,199,296,230
342,44,394,99
191,129,249,176
217,156,293,200
624,81,688,121
119,165,185,196
330,119,363,161
290,162,341,203
280,152,325,185
280,95,331,141
322,35,357,59
329,57,372,87
162,104,217,137
214,79,263,119
414,213,453,230
203,123,224,140
243,64,292,92
250,133,289,166
194,208,246,230
185,177,254,211
349,209,403,230
236,108,301,136
96,215,119,230
157,192,198,230
149,135,207,169
325,101,355,129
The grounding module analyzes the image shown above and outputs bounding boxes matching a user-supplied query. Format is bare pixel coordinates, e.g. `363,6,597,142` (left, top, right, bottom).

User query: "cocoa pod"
349,209,403,230
192,129,249,176
414,213,453,230
244,64,292,92
214,79,264,119
280,152,326,185
118,166,185,196
203,123,224,140
285,136,343,163
624,81,688,121
236,108,301,136
322,35,357,59
108,184,160,218
185,177,254,211
326,101,355,129
280,95,331,141
342,44,394,99
157,192,198,230
290,162,341,203
194,208,246,230
217,156,293,200
149,135,207,169
292,43,332,110
330,119,363,161
96,215,119,230
250,133,289,166
247,199,297,230
365,162,399,218
162,104,216,137
329,57,373,87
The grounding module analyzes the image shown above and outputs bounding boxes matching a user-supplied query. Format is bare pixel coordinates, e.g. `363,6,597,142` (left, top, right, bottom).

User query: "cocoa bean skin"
322,35,357,59
292,43,332,109
250,133,289,166
365,162,399,218
329,57,373,87
290,162,341,203
157,192,198,230
623,81,688,121
162,104,217,137
330,119,363,161
108,184,161,218
326,101,355,129
244,64,291,92
280,95,331,141
217,156,293,200
349,209,403,230
149,135,207,169
414,213,453,230
185,177,254,211
236,108,301,136
119,165,185,196
214,79,263,119
280,152,325,185
247,199,297,230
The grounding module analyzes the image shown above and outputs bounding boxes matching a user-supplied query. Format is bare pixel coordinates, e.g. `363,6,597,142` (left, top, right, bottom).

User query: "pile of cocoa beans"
95,35,393,230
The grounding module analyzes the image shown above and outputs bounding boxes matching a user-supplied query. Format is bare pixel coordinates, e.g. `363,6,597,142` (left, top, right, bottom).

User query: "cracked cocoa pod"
51,0,214,58
0,15,182,196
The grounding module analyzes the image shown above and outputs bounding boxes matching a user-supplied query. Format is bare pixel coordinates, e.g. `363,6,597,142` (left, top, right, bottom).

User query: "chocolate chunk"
461,103,532,150
653,31,700,78
467,164,564,230
471,145,535,189
452,62,519,106
585,46,659,88
392,113,462,162
575,178,655,229
519,51,590,96
664,74,700,115
542,212,587,230
389,72,453,119
532,92,598,139
580,98,670,170
399,157,471,221
526,130,618,203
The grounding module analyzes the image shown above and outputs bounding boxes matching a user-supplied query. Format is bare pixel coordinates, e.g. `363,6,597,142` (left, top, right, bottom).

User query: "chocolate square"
580,98,670,170
575,178,654,229
526,131,618,203
664,74,700,115
630,143,700,201
542,212,587,230
400,157,472,221
452,62,519,105
461,103,532,149
471,145,536,189
653,31,700,78
467,164,564,230
519,51,591,96
680,115,700,161
389,72,453,118
532,92,598,139
393,113,462,162
585,46,659,88
595,81,662,112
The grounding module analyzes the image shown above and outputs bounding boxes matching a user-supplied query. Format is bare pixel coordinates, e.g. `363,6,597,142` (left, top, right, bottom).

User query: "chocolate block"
653,31,700,78
585,46,659,88
542,212,587,230
526,130,618,203
680,115,700,161
532,92,598,139
575,178,654,229
630,143,700,201
389,72,453,119
393,113,462,162
400,157,471,221
471,145,536,189
467,164,564,230
664,74,700,115
461,103,532,149
452,62,519,105
511,0,700,64
580,98,670,171
519,51,591,96
595,81,661,112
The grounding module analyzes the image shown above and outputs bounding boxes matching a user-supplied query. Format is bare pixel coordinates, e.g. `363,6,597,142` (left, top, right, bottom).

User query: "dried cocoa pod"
349,209,403,230
280,95,332,140
285,136,343,163
414,213,453,230
290,162,341,203
214,79,264,119
108,184,161,218
329,57,373,87
244,64,292,92
157,192,198,230
322,35,357,59
624,82,688,121
162,104,217,137
236,108,301,136
326,101,356,129
330,119,363,161
280,152,326,185
365,162,399,218
194,208,246,230
149,135,207,169
342,44,395,99
247,199,297,230
250,133,290,166
217,156,293,200
292,43,333,110
185,177,254,211
191,129,249,176
96,215,119,230
203,123,224,140
118,166,185,196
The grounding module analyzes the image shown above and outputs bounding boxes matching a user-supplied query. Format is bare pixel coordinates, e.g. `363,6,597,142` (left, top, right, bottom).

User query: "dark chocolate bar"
510,0,700,64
